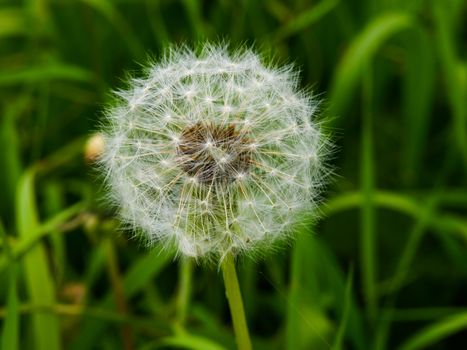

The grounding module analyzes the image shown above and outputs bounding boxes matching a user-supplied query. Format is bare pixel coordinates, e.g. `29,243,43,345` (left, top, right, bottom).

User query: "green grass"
0,0,466,349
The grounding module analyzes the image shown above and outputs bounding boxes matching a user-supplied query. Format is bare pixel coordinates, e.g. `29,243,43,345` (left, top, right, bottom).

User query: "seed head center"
177,122,252,184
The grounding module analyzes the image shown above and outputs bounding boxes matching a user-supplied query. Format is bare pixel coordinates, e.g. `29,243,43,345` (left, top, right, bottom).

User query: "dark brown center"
177,122,252,184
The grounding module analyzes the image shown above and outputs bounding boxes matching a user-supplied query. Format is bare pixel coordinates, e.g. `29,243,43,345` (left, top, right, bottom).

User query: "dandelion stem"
175,257,193,328
221,253,252,350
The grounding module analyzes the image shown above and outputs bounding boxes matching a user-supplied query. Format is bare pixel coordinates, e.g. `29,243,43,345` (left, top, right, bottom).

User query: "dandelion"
100,44,328,259
99,44,330,349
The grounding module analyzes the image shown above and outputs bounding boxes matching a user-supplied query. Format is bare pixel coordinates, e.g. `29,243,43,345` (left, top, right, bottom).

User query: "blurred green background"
0,0,466,349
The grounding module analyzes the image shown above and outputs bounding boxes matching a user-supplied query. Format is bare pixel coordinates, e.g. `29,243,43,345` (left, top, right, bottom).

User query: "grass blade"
182,0,207,39
0,221,19,350
0,97,25,225
286,229,334,350
332,267,354,350
0,64,94,85
432,2,467,171
402,26,435,185
70,248,173,350
16,168,61,350
329,12,412,119
80,0,144,58
398,312,467,350
0,201,86,275
274,0,339,40
323,191,467,240
141,334,228,350
360,67,377,321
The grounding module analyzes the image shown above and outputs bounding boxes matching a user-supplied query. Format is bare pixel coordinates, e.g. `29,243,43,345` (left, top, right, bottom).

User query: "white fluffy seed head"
99,44,331,263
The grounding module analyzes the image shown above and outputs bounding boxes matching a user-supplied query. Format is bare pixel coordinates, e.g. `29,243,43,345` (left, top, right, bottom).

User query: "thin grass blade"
16,168,61,350
329,12,412,119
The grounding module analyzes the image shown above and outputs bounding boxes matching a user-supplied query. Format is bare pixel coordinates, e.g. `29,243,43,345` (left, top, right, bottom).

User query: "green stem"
221,254,252,350
175,257,193,329
103,238,134,350
361,66,377,321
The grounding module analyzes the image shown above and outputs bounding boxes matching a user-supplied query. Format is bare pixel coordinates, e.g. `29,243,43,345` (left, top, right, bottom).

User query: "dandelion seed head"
99,44,331,262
